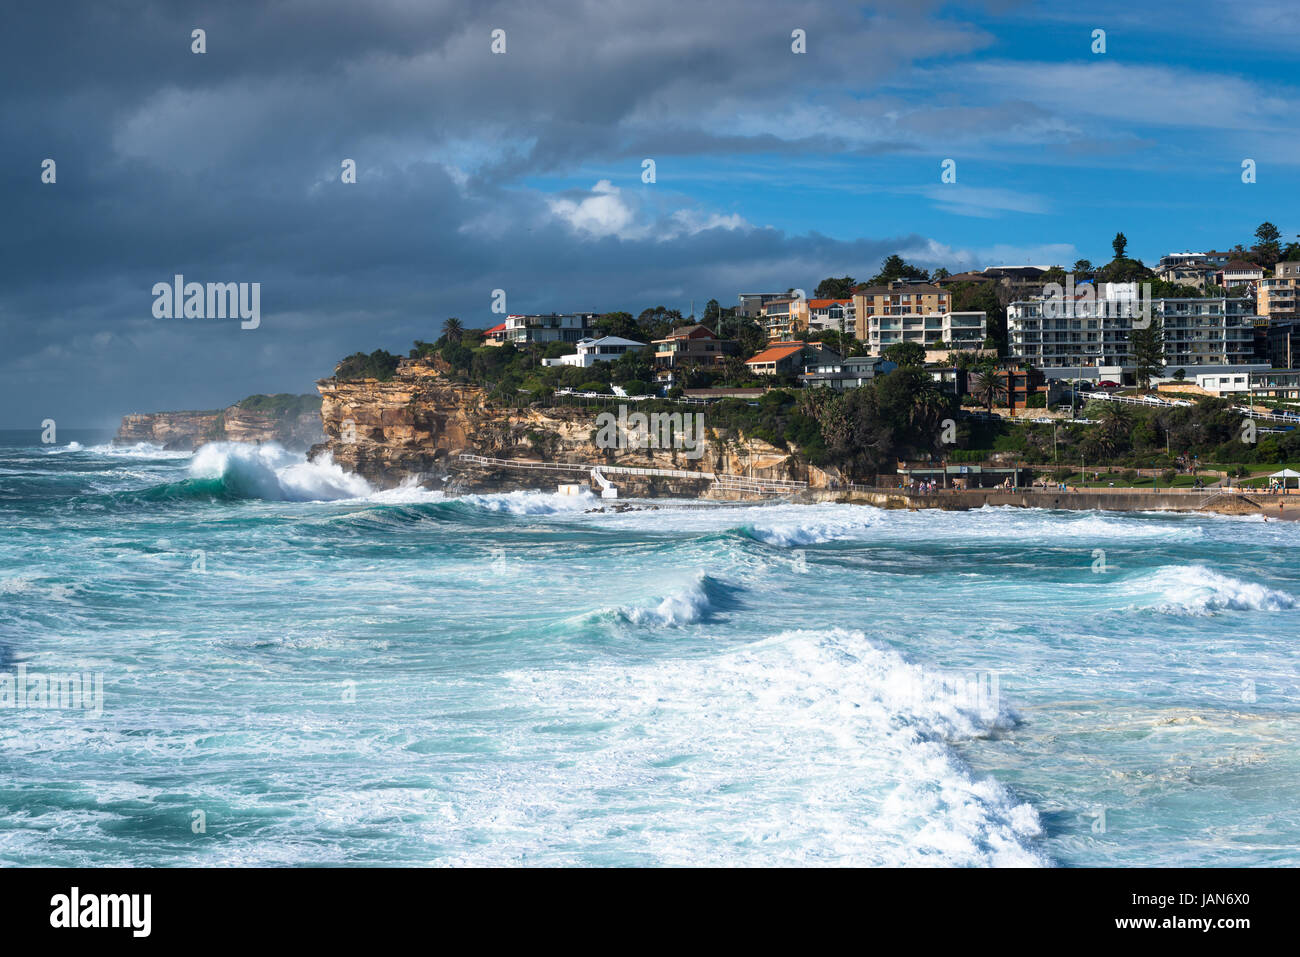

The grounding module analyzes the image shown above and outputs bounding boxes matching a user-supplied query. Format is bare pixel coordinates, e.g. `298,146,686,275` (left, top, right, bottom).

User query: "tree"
595,311,640,341
1253,222,1282,268
814,276,857,299
882,341,926,367
1094,403,1133,459
1072,259,1093,277
969,355,999,412
1129,318,1165,390
442,317,464,343
702,298,722,324
1112,233,1128,259
869,254,929,286
932,267,951,280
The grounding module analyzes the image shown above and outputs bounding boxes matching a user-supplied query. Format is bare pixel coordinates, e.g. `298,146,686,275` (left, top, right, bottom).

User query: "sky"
2,0,1299,427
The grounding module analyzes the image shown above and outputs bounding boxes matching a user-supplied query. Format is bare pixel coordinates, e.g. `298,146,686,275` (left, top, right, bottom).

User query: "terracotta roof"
806,298,853,308
485,322,507,334
1223,261,1261,271
745,343,805,365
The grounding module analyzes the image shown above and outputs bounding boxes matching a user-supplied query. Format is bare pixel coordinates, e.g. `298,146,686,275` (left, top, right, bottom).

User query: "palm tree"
969,357,999,411
442,317,464,343
1094,403,1132,459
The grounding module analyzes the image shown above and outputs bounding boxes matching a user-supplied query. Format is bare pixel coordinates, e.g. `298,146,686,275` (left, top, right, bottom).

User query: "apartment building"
862,311,987,353
1250,369,1300,402
1006,288,1258,375
1258,262,1300,323
1266,319,1300,369
759,297,810,339
853,280,951,319
737,293,789,318
502,313,598,345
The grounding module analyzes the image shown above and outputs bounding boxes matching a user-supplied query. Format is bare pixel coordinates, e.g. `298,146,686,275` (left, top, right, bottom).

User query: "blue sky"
2,0,1298,426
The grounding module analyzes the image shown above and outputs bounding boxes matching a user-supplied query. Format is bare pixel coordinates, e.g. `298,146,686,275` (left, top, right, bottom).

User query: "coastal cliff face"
116,410,223,450
312,358,832,494
115,396,325,451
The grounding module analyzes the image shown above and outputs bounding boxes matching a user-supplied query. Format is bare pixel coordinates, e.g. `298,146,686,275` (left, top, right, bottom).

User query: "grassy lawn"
1032,469,1208,489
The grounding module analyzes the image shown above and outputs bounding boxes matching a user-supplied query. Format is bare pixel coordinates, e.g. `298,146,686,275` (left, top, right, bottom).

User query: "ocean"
1,430,1297,867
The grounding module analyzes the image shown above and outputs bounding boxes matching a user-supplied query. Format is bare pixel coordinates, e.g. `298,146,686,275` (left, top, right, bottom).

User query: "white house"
541,336,647,368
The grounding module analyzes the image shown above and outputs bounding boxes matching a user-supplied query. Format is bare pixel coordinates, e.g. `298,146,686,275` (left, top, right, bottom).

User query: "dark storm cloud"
0,0,991,427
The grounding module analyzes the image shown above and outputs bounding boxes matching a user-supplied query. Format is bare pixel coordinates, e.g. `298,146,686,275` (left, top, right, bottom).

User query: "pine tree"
1128,318,1164,390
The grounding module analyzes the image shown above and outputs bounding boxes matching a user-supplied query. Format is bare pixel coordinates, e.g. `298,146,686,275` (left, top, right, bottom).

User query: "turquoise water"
1,431,1298,866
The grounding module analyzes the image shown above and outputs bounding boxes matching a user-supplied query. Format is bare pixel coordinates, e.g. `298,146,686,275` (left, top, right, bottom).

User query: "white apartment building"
864,312,987,353
1007,287,1257,375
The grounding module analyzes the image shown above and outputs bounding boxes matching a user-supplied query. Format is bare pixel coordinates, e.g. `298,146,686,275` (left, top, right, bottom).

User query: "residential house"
652,324,739,377
541,336,647,368
502,313,598,345
1155,252,1215,289
799,355,896,391
745,341,841,376
1216,260,1264,290
806,298,856,336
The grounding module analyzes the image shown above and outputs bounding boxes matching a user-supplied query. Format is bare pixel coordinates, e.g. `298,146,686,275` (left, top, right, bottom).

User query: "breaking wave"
1129,565,1296,616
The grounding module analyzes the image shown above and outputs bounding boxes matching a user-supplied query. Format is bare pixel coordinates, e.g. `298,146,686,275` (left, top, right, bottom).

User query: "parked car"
1096,380,1121,389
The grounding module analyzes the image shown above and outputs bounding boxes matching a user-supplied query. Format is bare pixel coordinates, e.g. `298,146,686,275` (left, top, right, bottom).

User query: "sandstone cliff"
311,358,833,496
114,395,325,451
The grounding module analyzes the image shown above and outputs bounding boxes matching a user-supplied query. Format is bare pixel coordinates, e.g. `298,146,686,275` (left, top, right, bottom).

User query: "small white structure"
541,336,646,368
1269,468,1300,490
590,468,618,499
557,483,589,496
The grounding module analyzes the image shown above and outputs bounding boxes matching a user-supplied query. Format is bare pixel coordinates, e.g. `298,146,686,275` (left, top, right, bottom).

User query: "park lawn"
1053,470,1202,489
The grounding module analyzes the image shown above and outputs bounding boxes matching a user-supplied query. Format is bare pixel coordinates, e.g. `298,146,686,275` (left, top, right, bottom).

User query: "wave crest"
1131,565,1296,616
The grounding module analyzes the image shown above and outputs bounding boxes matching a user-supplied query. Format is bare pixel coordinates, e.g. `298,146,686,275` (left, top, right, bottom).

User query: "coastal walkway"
804,484,1269,516
455,453,808,496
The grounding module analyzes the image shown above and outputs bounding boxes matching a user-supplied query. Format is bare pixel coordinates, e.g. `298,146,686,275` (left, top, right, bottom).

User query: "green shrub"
335,350,400,381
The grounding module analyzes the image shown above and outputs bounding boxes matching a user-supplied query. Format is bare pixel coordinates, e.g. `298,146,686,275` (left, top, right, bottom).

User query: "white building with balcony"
1007,288,1258,379
863,311,986,353
541,336,646,368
